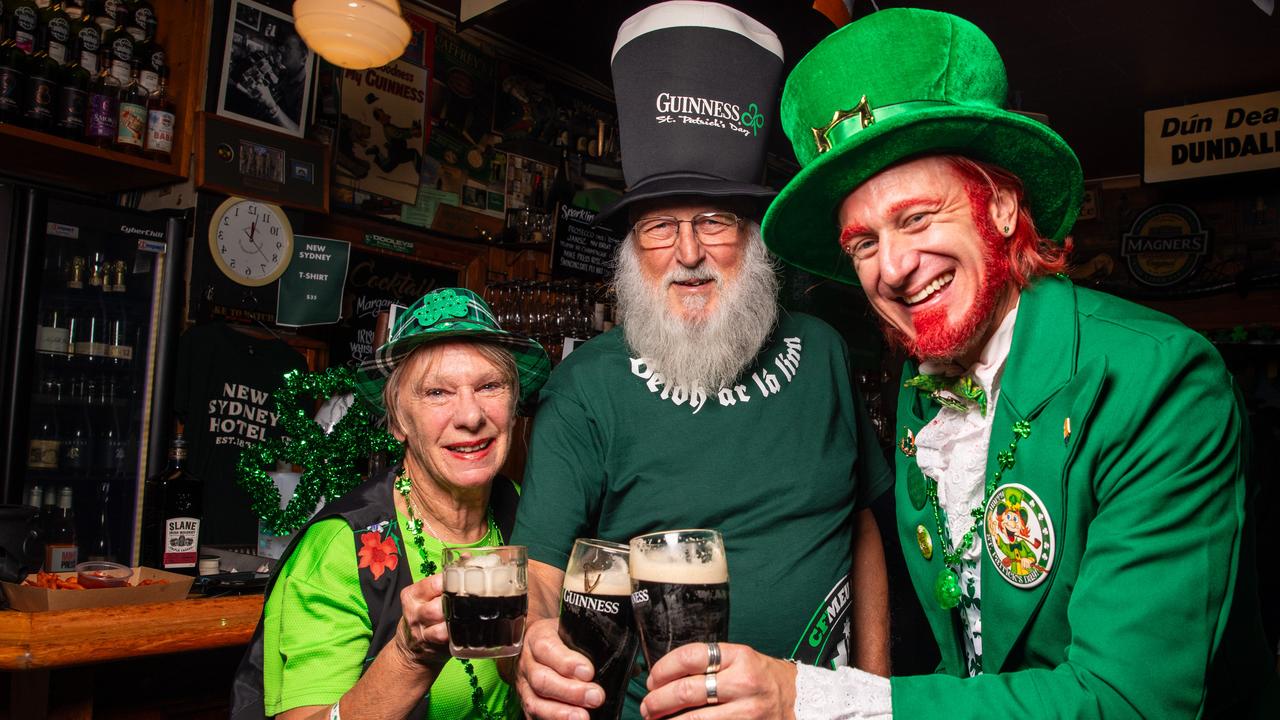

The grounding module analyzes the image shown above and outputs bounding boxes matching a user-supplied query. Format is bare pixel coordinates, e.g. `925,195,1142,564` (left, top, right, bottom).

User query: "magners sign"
1121,204,1209,288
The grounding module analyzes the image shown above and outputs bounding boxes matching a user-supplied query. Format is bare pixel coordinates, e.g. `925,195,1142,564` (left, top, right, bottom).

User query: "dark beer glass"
629,529,729,666
559,539,639,720
442,545,528,658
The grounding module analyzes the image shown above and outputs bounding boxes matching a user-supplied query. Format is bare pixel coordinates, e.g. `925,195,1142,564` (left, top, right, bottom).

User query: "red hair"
942,155,1072,287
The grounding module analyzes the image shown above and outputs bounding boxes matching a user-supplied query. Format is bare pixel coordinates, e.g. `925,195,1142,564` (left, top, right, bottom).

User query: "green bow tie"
904,373,988,416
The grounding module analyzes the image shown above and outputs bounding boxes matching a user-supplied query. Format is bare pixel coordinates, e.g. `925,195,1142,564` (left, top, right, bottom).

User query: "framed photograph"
215,0,315,138
239,140,287,184
197,112,330,213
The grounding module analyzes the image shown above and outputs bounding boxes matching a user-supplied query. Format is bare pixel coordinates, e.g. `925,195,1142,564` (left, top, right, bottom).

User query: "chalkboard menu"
306,247,460,368
551,204,624,279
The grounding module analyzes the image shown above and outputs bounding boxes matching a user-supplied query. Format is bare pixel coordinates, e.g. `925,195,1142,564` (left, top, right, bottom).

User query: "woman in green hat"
237,287,549,720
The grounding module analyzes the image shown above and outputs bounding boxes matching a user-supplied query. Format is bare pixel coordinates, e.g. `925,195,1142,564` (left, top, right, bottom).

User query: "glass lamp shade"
293,0,412,70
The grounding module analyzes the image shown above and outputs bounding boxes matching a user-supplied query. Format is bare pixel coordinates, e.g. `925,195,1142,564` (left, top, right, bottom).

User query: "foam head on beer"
443,552,526,596
565,564,633,596
628,532,729,584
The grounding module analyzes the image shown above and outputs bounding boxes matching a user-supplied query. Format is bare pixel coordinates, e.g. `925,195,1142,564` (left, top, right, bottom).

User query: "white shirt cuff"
793,664,893,720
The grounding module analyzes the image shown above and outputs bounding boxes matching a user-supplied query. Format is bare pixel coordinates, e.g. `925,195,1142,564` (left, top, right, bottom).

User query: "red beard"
891,188,1014,362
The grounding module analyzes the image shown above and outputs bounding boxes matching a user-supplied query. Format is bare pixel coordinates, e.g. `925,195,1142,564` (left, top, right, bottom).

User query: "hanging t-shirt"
174,322,307,546
512,312,892,718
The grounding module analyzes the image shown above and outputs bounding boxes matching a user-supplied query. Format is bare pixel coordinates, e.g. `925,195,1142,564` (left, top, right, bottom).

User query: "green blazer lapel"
894,359,966,676
979,278,1106,672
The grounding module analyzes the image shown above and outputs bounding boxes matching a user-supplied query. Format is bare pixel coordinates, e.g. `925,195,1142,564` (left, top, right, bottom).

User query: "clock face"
208,198,294,287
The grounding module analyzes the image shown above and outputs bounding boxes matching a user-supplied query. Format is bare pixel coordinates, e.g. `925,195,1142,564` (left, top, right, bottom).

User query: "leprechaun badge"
984,484,1055,588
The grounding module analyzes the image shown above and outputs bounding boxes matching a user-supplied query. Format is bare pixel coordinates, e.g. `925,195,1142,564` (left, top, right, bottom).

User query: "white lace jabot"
915,303,1020,558
791,305,1021,717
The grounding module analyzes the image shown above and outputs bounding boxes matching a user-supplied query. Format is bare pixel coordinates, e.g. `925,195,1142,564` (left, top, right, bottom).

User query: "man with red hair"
639,8,1278,719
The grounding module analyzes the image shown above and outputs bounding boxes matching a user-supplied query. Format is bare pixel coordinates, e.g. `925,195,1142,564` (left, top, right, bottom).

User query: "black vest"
230,468,519,719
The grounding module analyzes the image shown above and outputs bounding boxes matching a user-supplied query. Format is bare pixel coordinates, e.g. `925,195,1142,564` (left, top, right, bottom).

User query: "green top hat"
762,8,1083,284
353,287,550,412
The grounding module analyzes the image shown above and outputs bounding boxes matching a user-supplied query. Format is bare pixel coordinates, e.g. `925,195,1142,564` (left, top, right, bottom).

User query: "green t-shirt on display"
513,312,892,718
261,511,517,718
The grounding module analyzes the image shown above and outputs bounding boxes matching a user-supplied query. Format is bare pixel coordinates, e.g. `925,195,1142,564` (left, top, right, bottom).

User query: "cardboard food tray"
1,567,195,612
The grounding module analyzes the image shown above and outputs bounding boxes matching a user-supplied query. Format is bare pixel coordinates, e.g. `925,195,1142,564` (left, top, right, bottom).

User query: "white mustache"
666,265,719,284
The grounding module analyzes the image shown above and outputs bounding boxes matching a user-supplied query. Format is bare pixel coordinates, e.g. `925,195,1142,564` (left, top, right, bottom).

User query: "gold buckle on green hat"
812,97,954,155
812,95,875,154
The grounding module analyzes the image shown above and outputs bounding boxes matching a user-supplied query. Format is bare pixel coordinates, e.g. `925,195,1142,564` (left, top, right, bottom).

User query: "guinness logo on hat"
595,1,784,225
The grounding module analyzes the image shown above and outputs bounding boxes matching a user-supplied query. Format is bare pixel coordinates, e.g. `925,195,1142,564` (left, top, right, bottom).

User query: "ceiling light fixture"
293,0,411,70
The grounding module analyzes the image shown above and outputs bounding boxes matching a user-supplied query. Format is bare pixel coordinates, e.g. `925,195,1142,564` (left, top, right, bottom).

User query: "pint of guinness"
629,529,729,666
442,545,529,659
559,539,639,720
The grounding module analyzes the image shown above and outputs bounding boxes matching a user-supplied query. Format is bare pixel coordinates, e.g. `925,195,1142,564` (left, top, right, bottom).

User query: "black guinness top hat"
595,1,784,226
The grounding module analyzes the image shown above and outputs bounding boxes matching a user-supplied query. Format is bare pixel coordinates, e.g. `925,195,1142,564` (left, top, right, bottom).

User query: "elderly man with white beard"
510,4,893,720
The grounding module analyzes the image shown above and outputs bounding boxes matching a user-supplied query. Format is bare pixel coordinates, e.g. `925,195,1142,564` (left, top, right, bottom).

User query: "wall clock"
208,197,294,287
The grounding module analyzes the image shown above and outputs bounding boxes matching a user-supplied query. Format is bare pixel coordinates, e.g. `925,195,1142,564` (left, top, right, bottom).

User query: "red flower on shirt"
357,531,399,580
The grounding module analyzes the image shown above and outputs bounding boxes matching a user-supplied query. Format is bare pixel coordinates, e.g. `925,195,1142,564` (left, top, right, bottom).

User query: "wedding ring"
705,641,721,674
705,672,719,705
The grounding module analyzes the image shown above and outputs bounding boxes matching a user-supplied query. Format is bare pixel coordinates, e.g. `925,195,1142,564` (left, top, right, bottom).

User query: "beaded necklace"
925,418,1032,610
394,469,504,720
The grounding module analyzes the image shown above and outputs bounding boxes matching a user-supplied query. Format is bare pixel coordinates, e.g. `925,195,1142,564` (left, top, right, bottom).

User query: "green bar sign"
364,233,415,255
276,235,352,327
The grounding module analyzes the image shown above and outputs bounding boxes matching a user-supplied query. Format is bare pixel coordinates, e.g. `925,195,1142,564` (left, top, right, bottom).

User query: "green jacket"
890,276,1279,718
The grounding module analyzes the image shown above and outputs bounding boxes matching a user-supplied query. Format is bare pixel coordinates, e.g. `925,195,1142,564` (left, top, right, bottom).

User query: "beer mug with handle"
442,545,528,659
559,538,640,720
628,529,729,666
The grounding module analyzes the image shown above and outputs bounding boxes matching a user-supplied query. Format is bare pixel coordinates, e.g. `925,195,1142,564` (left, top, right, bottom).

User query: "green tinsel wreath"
236,367,403,536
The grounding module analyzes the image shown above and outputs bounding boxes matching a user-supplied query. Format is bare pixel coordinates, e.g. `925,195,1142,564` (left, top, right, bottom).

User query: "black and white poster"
216,0,315,138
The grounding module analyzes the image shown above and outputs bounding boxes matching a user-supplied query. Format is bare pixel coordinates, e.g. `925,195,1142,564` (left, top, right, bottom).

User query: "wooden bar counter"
0,595,263,718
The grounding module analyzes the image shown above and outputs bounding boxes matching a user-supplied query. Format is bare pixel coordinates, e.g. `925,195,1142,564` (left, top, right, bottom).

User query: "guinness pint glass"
442,545,528,659
629,529,729,666
559,539,639,720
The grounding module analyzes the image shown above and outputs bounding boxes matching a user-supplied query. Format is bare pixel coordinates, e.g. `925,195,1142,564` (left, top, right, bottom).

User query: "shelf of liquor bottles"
0,0,204,193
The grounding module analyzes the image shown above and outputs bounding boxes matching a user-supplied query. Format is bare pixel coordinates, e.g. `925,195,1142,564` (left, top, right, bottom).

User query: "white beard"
614,223,779,392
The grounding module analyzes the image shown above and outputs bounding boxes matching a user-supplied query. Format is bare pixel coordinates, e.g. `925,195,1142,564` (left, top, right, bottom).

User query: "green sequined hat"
353,288,550,412
762,8,1083,284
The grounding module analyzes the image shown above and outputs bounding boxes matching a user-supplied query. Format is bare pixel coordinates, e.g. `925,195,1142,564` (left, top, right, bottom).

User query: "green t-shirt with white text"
513,311,891,718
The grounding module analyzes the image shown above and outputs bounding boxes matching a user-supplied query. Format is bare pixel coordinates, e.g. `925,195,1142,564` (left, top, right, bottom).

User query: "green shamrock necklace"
924,418,1032,609
395,469,505,720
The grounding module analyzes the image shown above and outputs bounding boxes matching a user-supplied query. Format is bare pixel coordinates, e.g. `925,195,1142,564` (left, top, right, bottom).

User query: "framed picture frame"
215,0,315,138
196,112,330,213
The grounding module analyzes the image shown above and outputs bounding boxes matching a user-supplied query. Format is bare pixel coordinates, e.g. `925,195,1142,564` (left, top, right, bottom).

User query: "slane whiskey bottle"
140,433,203,575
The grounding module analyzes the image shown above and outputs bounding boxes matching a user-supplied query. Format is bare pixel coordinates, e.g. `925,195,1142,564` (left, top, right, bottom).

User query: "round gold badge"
916,524,933,561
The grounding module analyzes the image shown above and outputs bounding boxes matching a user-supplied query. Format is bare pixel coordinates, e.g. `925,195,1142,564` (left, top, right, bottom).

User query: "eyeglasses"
632,212,745,249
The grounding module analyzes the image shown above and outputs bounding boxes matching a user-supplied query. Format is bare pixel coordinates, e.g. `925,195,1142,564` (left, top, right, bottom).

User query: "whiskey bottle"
112,56,144,152
54,28,90,138
59,403,92,474
36,304,70,354
140,433,203,575
137,35,160,92
102,1,130,85
27,400,60,470
41,0,70,65
22,19,59,129
44,486,78,572
73,5,99,75
84,46,118,147
125,0,152,43
9,0,38,55
142,63,171,161
0,38,26,124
